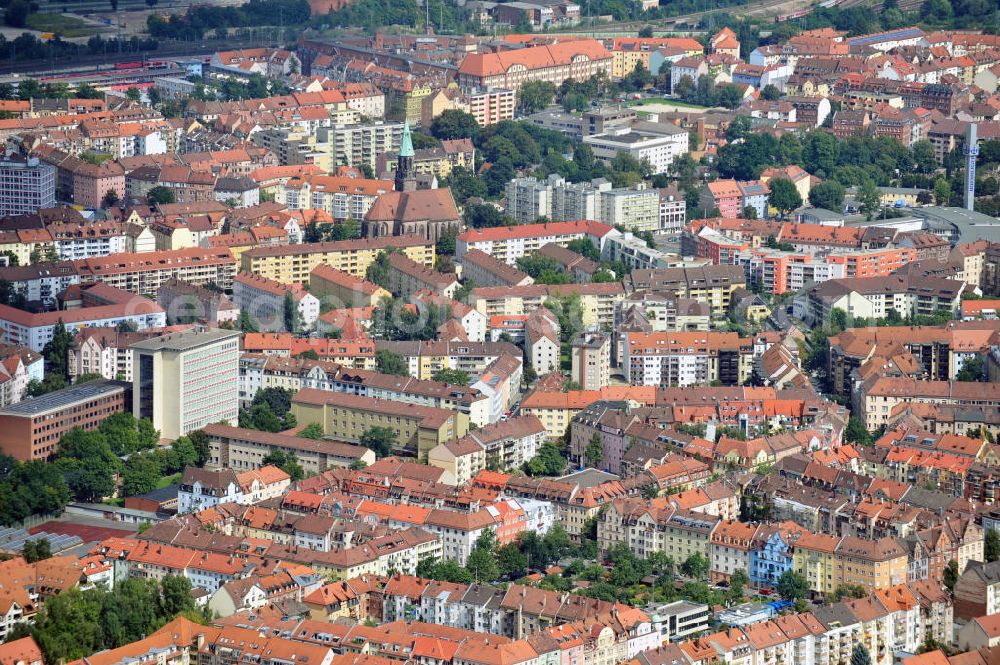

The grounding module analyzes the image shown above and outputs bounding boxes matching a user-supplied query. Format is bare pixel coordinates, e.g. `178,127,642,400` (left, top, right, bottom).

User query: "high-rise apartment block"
0,158,55,216
131,329,241,441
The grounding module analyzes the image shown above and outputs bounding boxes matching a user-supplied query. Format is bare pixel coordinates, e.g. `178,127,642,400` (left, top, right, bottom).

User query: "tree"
858,179,882,221
238,310,259,333
986,529,1000,563
809,180,846,211
760,84,780,101
728,569,748,604
360,426,397,458
517,80,556,115
4,0,29,28
933,177,951,206
283,291,300,333
912,140,938,173
463,202,509,229
850,645,872,665
638,25,653,37
944,559,960,593
42,320,73,382
680,552,710,580
525,440,566,476
432,368,471,384
467,529,500,582
188,429,210,467
102,189,120,209
22,538,51,563
146,186,175,205
299,423,325,440
376,349,409,376
845,416,874,446
121,453,162,497
585,433,604,468
777,569,809,600
126,87,141,102
261,450,305,481
430,110,480,140
956,357,984,382
498,543,528,579
769,177,802,218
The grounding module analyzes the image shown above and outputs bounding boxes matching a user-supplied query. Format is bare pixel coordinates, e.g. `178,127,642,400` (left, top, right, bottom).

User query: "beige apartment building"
131,329,241,440
291,388,468,460
571,331,611,391
241,236,435,285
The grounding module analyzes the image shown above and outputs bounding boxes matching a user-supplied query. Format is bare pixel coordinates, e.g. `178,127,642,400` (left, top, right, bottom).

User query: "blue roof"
847,28,923,46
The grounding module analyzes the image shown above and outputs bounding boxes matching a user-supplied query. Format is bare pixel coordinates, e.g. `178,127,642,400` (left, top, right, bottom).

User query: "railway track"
0,36,278,76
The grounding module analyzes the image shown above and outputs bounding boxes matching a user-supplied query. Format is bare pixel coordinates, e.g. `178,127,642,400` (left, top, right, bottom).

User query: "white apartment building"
233,272,320,331
132,328,241,440
583,123,689,174
0,158,55,216
457,219,615,265
505,174,666,232
320,122,404,171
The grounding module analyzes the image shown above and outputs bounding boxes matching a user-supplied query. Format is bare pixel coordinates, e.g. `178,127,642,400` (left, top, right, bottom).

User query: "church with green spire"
394,120,415,193
362,119,462,242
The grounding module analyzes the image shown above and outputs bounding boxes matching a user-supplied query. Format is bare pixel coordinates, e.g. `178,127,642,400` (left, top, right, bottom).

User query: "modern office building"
0,158,56,216
131,328,241,441
0,380,127,460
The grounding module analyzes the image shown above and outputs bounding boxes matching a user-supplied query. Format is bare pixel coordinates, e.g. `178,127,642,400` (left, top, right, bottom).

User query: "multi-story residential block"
459,249,534,288
0,263,79,307
0,284,166,352
291,388,468,459
241,333,376,370
583,123,689,174
278,174,393,222
625,265,747,317
73,247,237,295
471,283,625,330
857,377,1000,430
571,331,611,391
233,272,320,331
795,275,964,326
827,322,999,396
428,416,546,481
203,423,375,475
457,220,614,266
658,186,687,236
0,379,126,460
241,236,435,284
308,263,390,308
176,465,290,514
373,340,522,381
131,329,241,441
622,331,754,387
156,277,239,327
0,158,55,216
386,253,459,299
240,354,492,426
455,40,613,93
699,180,770,218
322,122,404,171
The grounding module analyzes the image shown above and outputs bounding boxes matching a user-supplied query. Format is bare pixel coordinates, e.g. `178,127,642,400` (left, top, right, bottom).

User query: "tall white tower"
965,122,978,211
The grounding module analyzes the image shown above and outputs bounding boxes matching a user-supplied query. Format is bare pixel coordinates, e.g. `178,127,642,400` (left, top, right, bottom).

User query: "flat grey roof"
0,379,125,417
130,328,241,352
559,467,619,488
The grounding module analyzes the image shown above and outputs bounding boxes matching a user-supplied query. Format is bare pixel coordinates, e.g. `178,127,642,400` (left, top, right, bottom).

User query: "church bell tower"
395,120,415,192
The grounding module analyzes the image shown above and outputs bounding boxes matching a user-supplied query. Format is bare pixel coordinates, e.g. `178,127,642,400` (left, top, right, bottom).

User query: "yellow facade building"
291,388,467,460
240,236,435,285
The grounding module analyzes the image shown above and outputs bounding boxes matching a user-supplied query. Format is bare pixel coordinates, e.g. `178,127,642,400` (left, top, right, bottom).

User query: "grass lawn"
155,472,182,490
629,97,708,110
26,13,103,37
